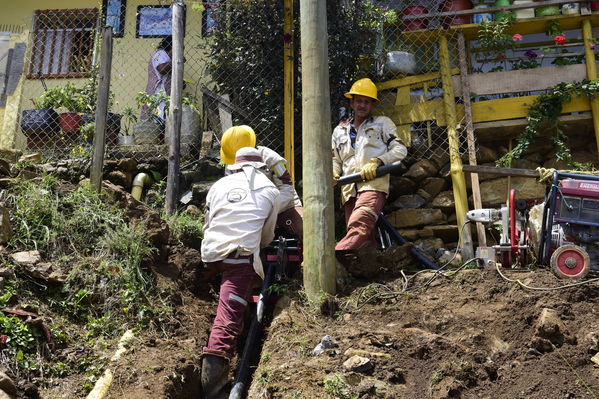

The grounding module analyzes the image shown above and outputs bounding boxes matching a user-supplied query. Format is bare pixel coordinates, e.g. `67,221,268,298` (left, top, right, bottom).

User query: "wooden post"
283,0,295,183
90,27,113,193
457,31,486,248
582,19,599,158
438,34,474,260
300,0,336,297
165,2,184,216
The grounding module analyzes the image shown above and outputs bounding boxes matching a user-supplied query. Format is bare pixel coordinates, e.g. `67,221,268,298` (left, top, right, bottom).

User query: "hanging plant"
497,79,599,168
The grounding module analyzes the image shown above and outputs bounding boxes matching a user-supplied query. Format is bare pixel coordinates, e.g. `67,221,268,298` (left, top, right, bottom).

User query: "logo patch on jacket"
227,188,248,203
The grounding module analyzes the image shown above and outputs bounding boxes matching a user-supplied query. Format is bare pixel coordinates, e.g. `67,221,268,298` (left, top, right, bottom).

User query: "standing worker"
220,125,303,240
332,78,408,252
200,147,280,398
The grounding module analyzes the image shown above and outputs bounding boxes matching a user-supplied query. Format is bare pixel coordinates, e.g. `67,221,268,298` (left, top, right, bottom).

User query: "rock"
510,158,541,170
390,209,445,229
185,205,201,216
416,188,432,202
404,159,438,182
106,171,133,189
191,182,215,205
0,148,22,163
592,353,599,366
477,177,545,207
0,179,13,190
18,153,41,164
421,177,447,198
476,145,498,164
104,159,118,172
438,163,451,180
397,229,434,241
388,176,416,199
312,335,336,355
0,207,12,245
0,370,17,396
344,348,391,359
534,308,571,347
524,152,543,164
583,331,599,353
10,250,41,266
428,147,451,170
415,238,445,254
117,158,138,173
392,194,426,209
39,164,57,174
343,355,372,373
423,225,460,243
530,337,553,353
431,191,454,211
0,390,12,399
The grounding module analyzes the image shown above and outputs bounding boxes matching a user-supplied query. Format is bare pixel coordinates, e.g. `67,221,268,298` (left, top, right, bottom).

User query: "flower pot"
20,108,59,134
401,6,429,31
561,2,580,14
472,4,494,23
494,0,515,21
134,119,162,145
385,51,418,75
535,0,561,16
440,0,473,27
513,0,535,18
59,112,82,133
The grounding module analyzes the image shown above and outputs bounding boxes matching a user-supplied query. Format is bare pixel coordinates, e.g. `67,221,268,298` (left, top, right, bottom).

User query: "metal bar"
165,2,185,216
462,164,539,178
458,31,486,247
283,0,295,183
300,0,336,297
403,0,587,19
90,27,113,192
438,33,474,259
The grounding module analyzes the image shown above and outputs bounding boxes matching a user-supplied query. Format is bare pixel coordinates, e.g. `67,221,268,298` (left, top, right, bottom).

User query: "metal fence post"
165,2,185,216
300,0,336,297
90,26,113,193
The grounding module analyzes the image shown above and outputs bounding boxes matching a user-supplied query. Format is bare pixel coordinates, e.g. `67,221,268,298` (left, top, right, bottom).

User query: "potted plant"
440,0,473,27
78,68,121,144
40,83,85,133
494,0,516,21
134,91,168,145
118,106,138,146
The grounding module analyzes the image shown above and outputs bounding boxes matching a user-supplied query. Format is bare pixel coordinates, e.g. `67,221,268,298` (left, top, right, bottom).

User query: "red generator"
538,171,599,278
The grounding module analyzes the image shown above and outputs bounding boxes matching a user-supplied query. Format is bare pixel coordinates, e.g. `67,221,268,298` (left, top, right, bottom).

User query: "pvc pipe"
131,173,152,201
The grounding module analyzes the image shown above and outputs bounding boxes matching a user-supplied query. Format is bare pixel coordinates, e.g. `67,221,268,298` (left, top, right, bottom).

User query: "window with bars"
27,9,98,79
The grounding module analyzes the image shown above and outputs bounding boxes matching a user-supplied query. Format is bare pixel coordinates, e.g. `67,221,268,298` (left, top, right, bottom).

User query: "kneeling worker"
220,125,303,241
200,147,280,398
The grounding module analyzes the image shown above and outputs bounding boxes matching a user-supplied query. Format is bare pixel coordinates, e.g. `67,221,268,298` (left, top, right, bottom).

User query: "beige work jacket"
332,115,407,204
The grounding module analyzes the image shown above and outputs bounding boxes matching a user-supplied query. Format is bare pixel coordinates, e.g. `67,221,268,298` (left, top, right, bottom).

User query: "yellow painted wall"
0,0,209,150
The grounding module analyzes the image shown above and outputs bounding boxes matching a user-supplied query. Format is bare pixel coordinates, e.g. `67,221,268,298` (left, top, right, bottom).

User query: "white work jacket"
257,146,302,212
201,167,280,278
332,115,407,204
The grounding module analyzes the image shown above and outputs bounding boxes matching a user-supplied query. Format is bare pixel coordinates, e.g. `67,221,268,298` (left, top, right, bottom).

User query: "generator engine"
539,174,599,278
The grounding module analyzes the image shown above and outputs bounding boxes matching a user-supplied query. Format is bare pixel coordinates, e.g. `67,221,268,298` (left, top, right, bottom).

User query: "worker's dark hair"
157,36,172,51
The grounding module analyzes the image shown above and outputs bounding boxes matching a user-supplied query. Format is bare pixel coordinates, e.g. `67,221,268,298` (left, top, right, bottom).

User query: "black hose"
336,163,403,185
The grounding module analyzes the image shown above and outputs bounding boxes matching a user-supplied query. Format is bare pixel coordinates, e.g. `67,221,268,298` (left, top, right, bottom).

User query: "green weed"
166,211,203,245
323,373,356,399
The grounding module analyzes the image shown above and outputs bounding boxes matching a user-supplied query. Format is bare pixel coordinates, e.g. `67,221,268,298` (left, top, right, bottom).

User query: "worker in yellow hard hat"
332,78,407,253
220,125,303,240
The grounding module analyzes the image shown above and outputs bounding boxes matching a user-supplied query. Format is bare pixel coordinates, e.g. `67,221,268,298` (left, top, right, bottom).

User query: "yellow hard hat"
220,125,257,165
344,78,379,101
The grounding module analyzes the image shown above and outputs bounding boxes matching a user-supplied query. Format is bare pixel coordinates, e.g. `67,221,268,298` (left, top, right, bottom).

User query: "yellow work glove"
333,172,340,186
360,158,380,181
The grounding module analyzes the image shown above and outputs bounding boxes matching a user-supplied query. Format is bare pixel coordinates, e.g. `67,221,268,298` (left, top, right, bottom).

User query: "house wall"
0,0,208,151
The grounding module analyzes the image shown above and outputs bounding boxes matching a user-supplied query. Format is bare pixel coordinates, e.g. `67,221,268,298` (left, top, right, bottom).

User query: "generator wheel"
550,244,590,279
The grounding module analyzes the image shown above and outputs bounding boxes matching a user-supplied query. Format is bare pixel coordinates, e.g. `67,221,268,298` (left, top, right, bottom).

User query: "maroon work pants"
203,256,259,360
335,190,386,251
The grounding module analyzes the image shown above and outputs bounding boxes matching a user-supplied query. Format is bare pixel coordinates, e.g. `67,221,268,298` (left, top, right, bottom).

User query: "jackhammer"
228,236,301,399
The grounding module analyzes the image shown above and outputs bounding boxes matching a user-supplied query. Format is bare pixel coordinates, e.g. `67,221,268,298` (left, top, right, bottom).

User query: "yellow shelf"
396,13,599,43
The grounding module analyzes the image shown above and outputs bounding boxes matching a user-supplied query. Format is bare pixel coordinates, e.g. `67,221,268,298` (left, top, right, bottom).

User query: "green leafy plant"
120,106,138,136
475,18,517,73
33,83,84,113
323,374,356,399
498,79,599,168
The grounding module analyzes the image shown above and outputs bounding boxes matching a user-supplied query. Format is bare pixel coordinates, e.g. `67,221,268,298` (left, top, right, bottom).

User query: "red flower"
554,35,566,45
204,3,211,9
512,33,523,41
497,55,506,60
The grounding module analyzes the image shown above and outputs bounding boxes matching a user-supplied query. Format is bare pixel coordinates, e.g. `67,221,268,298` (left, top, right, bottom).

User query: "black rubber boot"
201,354,230,399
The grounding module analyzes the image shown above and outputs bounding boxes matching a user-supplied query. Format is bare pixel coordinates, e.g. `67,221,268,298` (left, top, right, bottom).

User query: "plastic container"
561,3,580,14
514,0,535,18
166,104,200,157
20,108,59,134
495,0,515,21
472,4,494,23
385,51,418,75
134,120,162,145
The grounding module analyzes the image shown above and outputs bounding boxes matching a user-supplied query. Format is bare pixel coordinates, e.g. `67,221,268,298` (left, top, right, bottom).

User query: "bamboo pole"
438,34,474,259
582,18,599,158
165,2,184,216
283,0,295,183
90,27,113,193
299,0,336,297
457,31,486,248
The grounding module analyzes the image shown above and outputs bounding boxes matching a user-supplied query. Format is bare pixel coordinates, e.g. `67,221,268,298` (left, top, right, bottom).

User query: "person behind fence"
143,36,172,120
200,147,280,398
220,125,304,241
332,77,407,252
